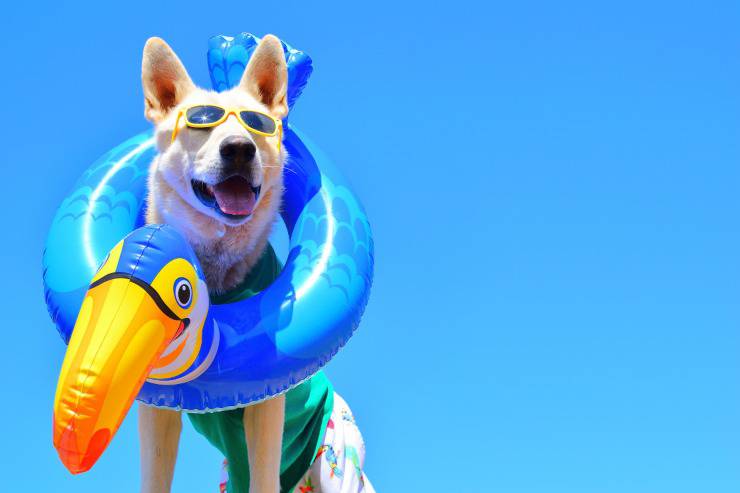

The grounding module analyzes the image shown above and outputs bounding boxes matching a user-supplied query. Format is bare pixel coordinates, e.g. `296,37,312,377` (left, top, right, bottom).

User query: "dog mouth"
191,176,261,220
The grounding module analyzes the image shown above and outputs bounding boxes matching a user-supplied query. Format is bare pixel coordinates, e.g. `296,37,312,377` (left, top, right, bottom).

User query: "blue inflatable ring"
43,34,374,411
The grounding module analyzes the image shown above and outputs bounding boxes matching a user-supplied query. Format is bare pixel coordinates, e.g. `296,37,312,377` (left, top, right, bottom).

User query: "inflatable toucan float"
42,33,374,474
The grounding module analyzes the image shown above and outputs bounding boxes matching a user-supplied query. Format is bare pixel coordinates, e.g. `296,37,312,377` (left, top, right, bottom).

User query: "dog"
140,35,373,493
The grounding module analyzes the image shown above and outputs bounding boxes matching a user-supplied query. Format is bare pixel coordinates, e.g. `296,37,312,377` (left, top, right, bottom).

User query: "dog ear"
142,37,195,123
239,35,288,118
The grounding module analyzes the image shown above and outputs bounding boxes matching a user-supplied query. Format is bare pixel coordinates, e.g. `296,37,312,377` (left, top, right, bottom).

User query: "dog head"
142,35,287,231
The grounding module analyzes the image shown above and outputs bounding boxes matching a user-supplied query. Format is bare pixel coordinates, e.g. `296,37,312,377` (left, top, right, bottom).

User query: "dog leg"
139,405,182,493
243,394,286,493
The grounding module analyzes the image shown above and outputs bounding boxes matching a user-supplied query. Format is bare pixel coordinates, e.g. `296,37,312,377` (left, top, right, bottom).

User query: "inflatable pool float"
43,33,373,473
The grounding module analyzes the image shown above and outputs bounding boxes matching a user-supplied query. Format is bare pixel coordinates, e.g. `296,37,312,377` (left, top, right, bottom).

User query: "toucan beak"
53,277,184,474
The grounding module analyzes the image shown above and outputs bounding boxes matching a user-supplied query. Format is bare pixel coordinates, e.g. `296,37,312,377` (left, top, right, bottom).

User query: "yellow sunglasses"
171,105,283,151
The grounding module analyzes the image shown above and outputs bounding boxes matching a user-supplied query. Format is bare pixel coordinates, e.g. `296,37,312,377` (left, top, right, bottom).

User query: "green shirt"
187,245,334,493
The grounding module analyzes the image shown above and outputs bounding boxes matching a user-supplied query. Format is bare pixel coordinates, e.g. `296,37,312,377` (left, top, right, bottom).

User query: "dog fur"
139,35,289,493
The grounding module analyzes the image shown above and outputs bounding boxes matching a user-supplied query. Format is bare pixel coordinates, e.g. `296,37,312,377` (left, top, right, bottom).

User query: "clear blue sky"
1,1,738,492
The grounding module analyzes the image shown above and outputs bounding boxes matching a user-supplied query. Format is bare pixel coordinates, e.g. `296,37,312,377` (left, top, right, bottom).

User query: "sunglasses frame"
171,105,283,152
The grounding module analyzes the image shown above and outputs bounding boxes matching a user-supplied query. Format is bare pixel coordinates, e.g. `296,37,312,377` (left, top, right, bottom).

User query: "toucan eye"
174,278,192,309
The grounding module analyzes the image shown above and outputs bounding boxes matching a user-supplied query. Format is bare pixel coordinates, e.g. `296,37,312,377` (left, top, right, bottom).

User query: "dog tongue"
213,176,256,216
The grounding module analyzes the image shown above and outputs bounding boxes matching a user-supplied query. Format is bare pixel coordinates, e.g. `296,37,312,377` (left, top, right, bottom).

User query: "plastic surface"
43,34,374,417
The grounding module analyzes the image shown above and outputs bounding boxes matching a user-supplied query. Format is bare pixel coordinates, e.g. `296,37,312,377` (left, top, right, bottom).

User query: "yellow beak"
53,277,184,474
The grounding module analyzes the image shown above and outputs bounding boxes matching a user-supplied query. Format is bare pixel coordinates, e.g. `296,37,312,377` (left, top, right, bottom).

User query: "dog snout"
219,135,256,168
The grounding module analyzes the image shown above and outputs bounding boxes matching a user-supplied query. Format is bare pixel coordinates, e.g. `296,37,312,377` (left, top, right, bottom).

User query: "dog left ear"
142,37,195,123
239,35,288,119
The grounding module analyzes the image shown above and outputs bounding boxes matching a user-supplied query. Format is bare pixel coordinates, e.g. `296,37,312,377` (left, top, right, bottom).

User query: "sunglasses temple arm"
278,123,283,154
171,111,183,144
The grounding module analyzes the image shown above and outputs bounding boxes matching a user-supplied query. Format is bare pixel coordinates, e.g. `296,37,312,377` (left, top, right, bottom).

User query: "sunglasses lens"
240,111,277,134
185,105,225,125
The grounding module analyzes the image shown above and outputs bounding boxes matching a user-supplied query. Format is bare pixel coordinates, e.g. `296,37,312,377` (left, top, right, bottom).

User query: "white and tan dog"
139,35,373,493
139,35,289,493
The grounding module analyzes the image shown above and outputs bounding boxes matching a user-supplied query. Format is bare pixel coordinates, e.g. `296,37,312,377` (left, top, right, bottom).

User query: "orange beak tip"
54,420,111,475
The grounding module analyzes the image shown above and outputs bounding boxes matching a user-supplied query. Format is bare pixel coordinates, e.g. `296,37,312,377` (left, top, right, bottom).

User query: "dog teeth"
206,184,215,195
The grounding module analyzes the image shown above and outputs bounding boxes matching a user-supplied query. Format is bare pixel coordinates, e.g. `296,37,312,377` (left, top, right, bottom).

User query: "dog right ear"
142,37,195,123
238,35,288,119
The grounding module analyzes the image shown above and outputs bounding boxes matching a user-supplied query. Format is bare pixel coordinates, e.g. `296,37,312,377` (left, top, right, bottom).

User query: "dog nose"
219,136,256,166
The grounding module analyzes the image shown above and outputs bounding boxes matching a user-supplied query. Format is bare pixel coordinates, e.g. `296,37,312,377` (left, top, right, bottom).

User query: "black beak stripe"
89,272,190,328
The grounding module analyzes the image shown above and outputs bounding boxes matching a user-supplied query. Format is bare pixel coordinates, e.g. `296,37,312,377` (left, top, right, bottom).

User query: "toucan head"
53,225,208,474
